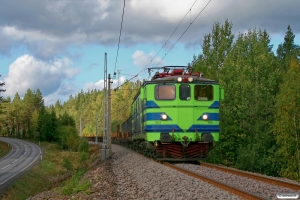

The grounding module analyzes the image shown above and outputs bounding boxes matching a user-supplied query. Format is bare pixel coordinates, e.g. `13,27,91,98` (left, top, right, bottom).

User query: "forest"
0,20,299,180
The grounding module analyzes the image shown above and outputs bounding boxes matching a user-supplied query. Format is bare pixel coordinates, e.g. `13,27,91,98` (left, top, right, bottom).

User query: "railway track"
164,163,265,200
113,143,300,199
199,162,300,191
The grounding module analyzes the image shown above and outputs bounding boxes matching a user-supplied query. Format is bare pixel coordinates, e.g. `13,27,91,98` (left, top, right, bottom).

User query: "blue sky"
0,0,299,106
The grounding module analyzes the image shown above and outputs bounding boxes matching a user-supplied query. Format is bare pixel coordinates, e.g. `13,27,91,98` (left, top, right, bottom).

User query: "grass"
0,140,10,158
1,141,99,200
61,170,91,195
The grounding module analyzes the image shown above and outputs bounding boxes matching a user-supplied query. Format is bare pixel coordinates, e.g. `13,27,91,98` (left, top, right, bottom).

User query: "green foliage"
36,106,58,142
61,170,91,195
58,112,76,127
192,20,289,177
277,25,300,71
273,63,300,180
58,125,79,151
62,156,74,171
1,142,99,199
190,19,234,81
78,138,89,153
79,152,89,165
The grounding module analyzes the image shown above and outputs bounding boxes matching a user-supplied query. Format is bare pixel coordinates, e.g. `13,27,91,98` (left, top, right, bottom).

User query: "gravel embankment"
175,163,300,200
29,144,242,200
28,154,118,200
112,144,241,200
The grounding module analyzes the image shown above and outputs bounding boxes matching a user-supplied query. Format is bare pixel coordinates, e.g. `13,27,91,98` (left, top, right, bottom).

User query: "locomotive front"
119,66,224,162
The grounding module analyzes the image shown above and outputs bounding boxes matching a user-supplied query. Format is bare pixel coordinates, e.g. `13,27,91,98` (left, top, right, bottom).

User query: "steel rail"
200,162,300,191
113,143,265,199
164,163,265,200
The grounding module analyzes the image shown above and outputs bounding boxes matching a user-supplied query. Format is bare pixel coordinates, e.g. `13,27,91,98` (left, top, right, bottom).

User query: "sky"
0,0,299,106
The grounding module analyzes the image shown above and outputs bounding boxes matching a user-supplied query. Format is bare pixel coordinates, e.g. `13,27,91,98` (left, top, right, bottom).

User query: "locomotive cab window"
179,85,190,100
155,85,175,100
194,85,213,101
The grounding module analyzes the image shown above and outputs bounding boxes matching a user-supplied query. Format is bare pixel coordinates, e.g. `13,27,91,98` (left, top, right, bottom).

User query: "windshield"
194,85,213,101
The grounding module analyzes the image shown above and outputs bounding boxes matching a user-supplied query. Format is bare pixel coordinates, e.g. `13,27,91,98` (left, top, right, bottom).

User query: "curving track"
199,162,300,191
164,163,265,200
0,137,42,192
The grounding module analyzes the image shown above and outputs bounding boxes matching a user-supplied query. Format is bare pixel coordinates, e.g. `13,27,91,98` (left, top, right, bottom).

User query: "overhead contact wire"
114,0,126,74
142,0,198,71
116,0,211,86
155,0,212,67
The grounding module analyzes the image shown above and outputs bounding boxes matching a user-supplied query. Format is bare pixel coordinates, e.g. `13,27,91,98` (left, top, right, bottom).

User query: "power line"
114,0,126,74
155,0,212,67
141,0,198,71
132,0,212,80
114,74,138,90
120,73,137,77
114,0,212,89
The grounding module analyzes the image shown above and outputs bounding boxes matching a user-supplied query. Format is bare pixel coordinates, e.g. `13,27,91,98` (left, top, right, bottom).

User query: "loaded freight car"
116,66,224,161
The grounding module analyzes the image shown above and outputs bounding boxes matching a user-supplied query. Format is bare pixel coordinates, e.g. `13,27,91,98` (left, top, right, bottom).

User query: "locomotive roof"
147,66,218,84
131,66,219,101
143,76,218,85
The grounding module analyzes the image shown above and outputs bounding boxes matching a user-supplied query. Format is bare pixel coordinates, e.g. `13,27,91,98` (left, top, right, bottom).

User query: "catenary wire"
141,0,198,71
134,0,212,79
154,0,212,67
114,0,126,74
114,0,212,89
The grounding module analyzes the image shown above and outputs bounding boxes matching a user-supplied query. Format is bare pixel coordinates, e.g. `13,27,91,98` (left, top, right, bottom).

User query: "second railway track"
164,163,266,200
199,162,300,191
113,142,300,199
173,162,300,200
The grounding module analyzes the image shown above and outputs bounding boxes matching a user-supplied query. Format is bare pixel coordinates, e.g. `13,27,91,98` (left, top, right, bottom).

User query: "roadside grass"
1,141,99,200
0,140,10,158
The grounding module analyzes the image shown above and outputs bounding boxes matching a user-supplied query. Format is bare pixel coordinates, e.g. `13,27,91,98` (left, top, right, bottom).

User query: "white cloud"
132,50,164,69
0,0,299,59
83,79,105,91
41,82,78,106
83,76,126,91
4,54,79,98
129,0,206,23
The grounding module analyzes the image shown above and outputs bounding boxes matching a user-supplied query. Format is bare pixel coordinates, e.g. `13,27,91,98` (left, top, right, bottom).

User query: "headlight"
188,77,193,82
177,77,182,82
202,114,208,120
161,114,168,120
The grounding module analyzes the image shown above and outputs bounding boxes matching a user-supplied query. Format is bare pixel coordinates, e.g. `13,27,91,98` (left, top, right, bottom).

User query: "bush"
78,139,89,153
79,152,89,165
62,156,73,171
61,170,91,195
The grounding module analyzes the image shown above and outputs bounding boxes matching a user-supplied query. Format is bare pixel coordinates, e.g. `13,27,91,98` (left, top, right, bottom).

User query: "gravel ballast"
28,143,300,199
112,144,241,200
175,163,300,200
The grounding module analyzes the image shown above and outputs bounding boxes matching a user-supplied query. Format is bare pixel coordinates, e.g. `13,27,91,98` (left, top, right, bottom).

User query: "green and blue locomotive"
117,66,224,161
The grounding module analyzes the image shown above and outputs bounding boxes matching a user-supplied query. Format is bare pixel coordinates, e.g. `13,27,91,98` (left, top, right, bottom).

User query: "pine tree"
209,29,281,173
0,75,6,136
277,25,300,71
22,89,35,138
273,60,300,180
11,93,22,138
190,19,234,80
